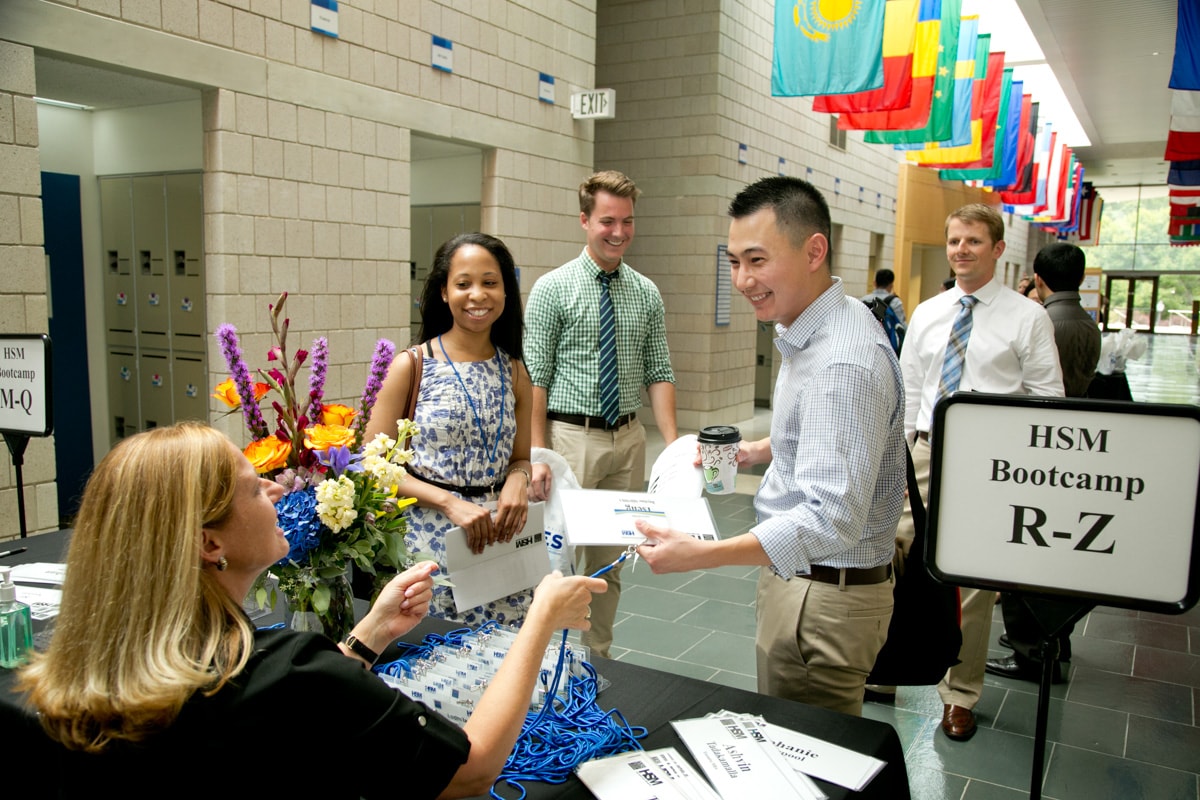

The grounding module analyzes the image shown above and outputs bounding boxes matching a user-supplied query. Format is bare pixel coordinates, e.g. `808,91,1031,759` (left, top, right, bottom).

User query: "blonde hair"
18,422,254,752
945,203,1005,244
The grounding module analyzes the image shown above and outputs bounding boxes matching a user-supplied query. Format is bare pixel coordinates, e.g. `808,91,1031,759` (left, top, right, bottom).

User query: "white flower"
315,474,358,533
363,432,395,459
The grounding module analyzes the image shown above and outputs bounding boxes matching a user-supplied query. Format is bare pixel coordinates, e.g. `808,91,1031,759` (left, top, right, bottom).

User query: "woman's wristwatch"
342,633,380,665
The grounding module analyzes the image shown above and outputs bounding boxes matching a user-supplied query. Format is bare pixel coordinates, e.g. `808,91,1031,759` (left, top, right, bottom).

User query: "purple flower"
315,445,364,477
352,339,396,447
275,487,325,567
215,324,270,440
307,337,329,414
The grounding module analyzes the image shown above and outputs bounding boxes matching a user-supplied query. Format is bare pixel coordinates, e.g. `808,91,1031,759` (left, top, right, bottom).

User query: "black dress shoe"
985,655,1065,684
998,633,1013,650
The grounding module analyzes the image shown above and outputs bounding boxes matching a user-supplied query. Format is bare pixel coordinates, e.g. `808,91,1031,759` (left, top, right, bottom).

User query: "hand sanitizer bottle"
0,566,33,668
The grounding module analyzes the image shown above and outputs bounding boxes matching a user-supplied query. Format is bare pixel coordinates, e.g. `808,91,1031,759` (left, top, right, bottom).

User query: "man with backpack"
861,269,906,354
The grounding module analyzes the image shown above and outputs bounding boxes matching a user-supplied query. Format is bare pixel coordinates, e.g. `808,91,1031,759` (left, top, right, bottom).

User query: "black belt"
804,564,892,586
547,411,635,431
413,473,501,498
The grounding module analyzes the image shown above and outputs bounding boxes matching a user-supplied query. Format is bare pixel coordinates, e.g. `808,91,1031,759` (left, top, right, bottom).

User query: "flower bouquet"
214,292,424,640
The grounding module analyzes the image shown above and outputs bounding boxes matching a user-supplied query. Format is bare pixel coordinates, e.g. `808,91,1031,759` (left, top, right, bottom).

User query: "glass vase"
284,570,355,643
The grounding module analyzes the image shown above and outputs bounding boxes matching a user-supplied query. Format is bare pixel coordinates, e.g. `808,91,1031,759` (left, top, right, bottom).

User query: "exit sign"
571,89,616,120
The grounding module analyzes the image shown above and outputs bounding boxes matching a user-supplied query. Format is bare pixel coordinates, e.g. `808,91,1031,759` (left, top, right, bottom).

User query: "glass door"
1104,275,1160,333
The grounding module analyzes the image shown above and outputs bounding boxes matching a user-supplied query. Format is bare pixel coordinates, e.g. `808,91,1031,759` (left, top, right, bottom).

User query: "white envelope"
558,489,719,547
444,502,551,611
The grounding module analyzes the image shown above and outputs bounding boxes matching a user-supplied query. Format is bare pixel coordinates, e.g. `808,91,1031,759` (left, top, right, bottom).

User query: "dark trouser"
999,594,1089,665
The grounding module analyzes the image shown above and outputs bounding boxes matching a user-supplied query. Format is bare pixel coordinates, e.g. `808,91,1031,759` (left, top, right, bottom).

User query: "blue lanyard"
438,335,505,465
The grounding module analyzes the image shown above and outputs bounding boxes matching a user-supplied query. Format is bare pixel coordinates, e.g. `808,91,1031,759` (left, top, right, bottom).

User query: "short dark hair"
728,176,832,255
579,170,641,216
1033,242,1086,293
418,232,524,359
874,268,895,288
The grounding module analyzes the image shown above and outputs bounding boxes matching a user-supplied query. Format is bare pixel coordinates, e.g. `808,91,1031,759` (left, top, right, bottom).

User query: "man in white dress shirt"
899,203,1063,741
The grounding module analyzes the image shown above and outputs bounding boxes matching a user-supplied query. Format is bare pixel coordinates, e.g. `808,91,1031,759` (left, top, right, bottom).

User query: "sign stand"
0,334,54,539
926,392,1199,800
1017,597,1091,800
3,432,30,538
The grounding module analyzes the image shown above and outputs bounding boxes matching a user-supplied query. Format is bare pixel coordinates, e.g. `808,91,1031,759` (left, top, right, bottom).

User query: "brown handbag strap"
401,345,423,446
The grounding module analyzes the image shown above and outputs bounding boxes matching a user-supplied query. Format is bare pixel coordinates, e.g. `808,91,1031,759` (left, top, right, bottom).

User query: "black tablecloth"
1,531,910,799
379,623,909,799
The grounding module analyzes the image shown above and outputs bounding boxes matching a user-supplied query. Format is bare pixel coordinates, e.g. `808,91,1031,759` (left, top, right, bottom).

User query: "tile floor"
606,333,1200,799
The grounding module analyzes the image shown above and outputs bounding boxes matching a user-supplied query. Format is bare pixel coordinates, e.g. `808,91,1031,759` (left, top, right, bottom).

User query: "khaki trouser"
548,417,645,659
755,568,894,717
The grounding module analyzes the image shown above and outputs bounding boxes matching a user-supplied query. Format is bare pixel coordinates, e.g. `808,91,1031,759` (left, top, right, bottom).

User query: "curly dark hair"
417,232,524,360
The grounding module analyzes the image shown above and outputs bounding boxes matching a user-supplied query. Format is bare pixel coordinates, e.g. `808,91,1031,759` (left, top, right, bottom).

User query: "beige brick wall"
0,40,57,539
0,0,597,474
202,87,414,445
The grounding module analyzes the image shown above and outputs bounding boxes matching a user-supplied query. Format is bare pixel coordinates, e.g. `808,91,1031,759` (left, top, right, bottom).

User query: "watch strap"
343,633,380,665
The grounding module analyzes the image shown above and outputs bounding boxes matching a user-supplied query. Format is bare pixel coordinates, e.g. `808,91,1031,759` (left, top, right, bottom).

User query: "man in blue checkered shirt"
635,176,906,716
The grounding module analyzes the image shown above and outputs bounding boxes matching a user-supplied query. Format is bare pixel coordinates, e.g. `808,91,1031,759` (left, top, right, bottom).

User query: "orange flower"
213,378,270,408
321,403,357,427
244,438,291,473
304,423,356,452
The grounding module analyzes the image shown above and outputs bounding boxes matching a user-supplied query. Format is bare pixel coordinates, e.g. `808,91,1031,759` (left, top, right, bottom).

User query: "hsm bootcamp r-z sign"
928,393,1199,613
993,424,1142,554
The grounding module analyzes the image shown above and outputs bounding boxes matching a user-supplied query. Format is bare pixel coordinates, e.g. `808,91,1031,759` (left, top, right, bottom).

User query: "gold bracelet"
507,466,532,486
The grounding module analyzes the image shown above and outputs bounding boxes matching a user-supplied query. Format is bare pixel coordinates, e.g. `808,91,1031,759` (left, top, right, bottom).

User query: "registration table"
1,531,910,799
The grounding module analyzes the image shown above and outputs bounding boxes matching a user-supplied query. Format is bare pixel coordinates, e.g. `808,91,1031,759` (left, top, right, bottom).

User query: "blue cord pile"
375,550,647,799
491,628,645,799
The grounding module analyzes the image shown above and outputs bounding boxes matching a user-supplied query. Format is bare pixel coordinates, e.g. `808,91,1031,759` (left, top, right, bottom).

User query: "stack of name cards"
11,562,66,620
377,624,590,726
576,711,886,799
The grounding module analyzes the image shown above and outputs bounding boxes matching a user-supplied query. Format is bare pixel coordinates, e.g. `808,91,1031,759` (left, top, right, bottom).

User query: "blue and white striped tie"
935,295,978,411
598,272,620,425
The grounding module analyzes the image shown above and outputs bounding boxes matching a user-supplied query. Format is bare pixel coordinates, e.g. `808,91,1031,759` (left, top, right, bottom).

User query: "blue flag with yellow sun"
772,0,888,97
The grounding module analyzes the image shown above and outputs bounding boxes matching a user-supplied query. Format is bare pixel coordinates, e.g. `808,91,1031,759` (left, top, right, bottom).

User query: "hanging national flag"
984,85,1027,188
814,0,918,113
1168,158,1200,186
906,47,1002,166
862,0,963,140
1071,184,1103,245
1000,100,1039,199
1004,123,1053,212
1165,90,1200,160
936,66,1014,176
898,27,987,151
1170,0,1200,90
772,0,888,96
1054,166,1087,234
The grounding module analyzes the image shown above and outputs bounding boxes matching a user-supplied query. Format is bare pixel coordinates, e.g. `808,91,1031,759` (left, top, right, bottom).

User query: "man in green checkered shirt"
525,170,678,658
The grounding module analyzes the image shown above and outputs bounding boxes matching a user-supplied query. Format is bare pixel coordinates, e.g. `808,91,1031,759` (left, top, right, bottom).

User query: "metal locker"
106,347,140,443
100,177,137,347
132,176,170,337
171,352,208,423
138,349,172,430
165,173,206,351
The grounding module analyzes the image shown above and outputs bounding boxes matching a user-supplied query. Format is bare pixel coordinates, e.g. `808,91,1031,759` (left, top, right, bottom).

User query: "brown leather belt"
805,564,892,586
917,431,930,442
547,411,635,431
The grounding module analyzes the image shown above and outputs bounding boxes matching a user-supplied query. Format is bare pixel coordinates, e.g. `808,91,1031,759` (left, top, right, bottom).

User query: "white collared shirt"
900,277,1064,439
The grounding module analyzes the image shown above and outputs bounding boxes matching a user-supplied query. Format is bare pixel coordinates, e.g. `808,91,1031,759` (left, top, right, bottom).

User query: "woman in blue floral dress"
367,233,535,625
